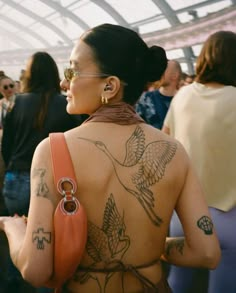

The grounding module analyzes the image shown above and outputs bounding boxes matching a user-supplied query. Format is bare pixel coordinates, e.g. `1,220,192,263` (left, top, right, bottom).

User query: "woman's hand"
0,214,27,231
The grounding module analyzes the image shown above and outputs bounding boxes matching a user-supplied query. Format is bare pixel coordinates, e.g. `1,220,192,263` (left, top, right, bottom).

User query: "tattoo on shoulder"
33,168,49,198
197,216,213,235
166,239,184,256
32,228,51,250
78,125,177,226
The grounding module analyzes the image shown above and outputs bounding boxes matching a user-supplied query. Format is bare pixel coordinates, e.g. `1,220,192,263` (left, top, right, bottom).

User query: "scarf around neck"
83,102,145,125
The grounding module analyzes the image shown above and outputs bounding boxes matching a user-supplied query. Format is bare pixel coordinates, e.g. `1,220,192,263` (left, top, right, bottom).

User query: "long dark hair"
81,24,167,105
21,51,61,129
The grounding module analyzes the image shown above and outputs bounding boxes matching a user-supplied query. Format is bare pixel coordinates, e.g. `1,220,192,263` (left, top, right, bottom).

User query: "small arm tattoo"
32,228,51,250
197,216,213,235
33,168,49,198
166,239,184,256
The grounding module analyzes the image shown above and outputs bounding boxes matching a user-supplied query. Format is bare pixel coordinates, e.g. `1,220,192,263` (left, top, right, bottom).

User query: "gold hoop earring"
101,95,108,104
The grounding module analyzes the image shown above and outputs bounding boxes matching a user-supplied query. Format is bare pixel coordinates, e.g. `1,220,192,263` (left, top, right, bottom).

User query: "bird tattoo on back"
78,125,177,226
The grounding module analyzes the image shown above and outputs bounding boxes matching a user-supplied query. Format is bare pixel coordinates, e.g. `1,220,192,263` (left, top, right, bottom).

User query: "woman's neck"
83,101,145,125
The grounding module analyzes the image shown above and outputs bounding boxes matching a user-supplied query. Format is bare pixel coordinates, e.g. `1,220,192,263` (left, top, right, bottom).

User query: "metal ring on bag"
59,196,80,215
57,177,77,196
57,177,79,214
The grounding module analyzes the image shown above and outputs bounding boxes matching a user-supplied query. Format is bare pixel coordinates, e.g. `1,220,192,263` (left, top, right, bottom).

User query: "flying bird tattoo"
78,125,177,226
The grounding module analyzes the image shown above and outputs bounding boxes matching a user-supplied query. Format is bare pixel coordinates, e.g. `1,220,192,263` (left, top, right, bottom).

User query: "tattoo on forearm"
33,168,49,198
197,216,213,235
166,239,184,256
78,125,177,226
32,228,51,249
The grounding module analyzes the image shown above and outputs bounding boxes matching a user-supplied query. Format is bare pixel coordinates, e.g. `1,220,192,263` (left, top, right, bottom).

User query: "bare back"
61,122,184,292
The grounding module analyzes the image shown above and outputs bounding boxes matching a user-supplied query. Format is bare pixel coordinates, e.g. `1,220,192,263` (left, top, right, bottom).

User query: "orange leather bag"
46,133,87,292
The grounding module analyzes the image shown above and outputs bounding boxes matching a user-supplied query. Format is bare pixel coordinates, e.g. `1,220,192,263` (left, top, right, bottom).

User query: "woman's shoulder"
144,123,190,165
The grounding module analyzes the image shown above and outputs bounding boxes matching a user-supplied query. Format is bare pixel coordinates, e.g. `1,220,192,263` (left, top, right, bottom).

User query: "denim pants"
2,171,30,216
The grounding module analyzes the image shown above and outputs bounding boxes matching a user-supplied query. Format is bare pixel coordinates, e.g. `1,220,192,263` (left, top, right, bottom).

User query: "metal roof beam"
0,14,50,47
151,0,195,73
40,0,90,31
0,28,33,49
90,0,130,27
5,0,73,45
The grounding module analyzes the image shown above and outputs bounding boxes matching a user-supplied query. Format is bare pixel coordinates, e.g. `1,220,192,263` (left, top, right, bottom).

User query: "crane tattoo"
78,125,177,226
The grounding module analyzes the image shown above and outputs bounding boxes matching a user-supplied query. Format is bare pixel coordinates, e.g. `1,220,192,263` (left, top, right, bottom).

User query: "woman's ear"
102,76,121,99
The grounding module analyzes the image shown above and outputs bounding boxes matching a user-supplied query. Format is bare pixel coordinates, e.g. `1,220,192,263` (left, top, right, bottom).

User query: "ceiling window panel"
165,0,205,11
1,5,34,26
0,36,21,51
61,0,80,6
178,11,195,23
20,31,46,48
26,23,64,46
0,20,19,32
193,0,232,17
105,0,161,23
166,49,184,60
192,44,203,57
72,2,117,28
47,15,84,40
139,19,171,34
180,63,189,73
20,0,54,17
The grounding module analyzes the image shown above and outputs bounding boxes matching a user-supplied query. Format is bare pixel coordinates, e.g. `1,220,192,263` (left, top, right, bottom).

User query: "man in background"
135,60,182,129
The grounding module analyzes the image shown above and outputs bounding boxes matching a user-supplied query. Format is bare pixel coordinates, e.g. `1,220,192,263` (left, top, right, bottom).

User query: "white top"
164,82,236,211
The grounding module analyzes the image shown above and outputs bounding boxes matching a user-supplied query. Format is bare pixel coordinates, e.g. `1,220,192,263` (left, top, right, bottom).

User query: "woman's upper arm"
175,151,220,258
19,138,57,286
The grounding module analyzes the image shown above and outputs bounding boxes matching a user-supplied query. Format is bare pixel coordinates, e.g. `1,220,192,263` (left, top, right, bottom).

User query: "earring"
104,84,112,91
101,95,108,104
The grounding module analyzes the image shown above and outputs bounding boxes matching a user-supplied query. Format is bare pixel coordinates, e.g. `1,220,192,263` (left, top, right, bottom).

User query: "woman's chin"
66,104,75,114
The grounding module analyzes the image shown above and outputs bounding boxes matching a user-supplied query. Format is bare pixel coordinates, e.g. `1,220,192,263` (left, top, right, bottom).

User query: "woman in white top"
163,30,236,293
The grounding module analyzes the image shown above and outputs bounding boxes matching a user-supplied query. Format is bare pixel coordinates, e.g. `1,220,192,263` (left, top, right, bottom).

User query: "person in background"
0,76,16,129
0,74,14,292
14,80,21,94
184,74,195,85
0,75,16,205
135,60,182,129
0,24,220,293
1,51,79,293
179,73,196,88
163,30,236,293
0,71,6,100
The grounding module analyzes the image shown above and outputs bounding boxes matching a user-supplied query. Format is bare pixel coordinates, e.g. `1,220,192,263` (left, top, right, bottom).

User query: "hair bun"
144,46,168,82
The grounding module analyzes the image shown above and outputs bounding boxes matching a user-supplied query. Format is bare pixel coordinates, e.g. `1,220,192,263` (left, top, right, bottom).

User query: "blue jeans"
2,171,30,216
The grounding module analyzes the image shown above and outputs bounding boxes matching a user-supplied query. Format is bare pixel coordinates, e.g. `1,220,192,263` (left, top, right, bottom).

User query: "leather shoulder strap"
49,133,77,194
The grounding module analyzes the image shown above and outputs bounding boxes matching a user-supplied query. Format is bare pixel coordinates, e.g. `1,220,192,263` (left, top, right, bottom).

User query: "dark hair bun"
144,46,168,82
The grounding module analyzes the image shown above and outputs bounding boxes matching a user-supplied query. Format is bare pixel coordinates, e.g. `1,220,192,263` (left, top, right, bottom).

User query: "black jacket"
1,92,79,171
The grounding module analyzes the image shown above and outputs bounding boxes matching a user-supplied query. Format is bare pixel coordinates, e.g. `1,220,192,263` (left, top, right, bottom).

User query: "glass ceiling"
0,0,235,80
